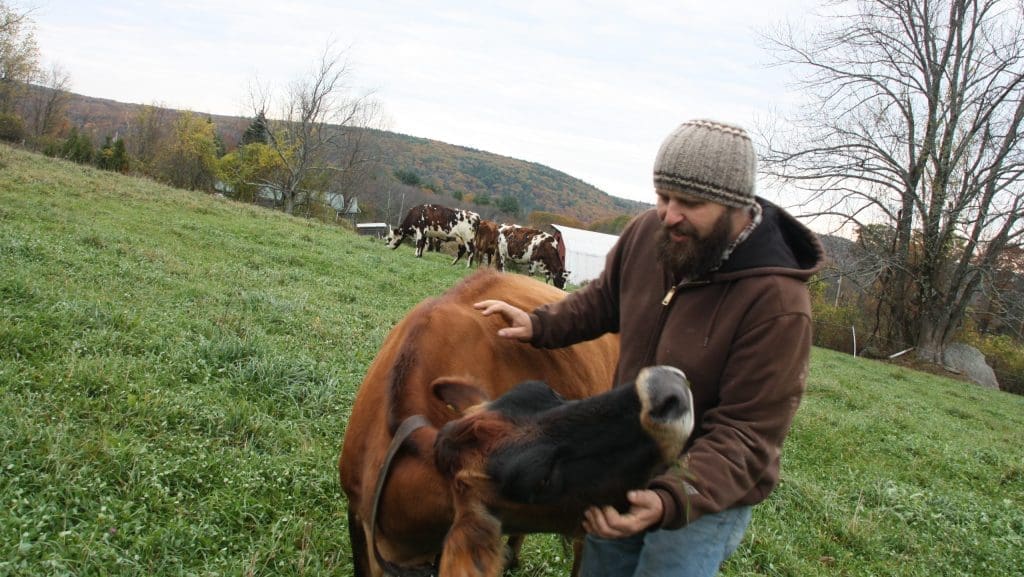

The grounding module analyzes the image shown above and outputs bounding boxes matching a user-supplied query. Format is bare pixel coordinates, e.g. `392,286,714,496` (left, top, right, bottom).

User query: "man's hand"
474,299,533,341
582,490,663,539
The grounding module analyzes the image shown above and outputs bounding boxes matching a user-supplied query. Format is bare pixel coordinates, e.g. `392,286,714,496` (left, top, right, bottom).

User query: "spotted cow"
385,204,481,267
339,270,693,577
497,224,569,288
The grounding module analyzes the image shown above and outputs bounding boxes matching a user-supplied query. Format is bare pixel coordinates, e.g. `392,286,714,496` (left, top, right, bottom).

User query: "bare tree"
126,103,176,172
0,1,38,115
23,62,71,137
758,0,1024,363
252,44,382,215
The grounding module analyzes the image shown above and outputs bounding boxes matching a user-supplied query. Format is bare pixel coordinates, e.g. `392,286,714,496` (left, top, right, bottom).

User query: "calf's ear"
431,377,491,415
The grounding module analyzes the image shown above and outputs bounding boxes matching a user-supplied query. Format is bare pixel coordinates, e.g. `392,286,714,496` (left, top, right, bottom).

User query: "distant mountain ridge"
61,92,650,226
368,130,648,224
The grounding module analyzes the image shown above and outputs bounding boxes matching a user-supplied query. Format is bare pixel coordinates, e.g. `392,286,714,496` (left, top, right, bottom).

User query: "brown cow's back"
339,269,618,576
475,220,500,266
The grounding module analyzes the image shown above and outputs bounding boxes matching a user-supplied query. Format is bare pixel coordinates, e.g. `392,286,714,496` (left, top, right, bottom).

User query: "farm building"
551,224,620,286
356,222,389,238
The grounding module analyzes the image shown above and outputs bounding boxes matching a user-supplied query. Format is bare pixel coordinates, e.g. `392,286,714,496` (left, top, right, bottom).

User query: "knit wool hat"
653,119,757,208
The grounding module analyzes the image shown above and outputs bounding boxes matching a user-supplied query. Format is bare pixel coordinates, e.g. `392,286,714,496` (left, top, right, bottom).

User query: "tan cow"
339,270,694,577
339,270,617,576
474,220,500,267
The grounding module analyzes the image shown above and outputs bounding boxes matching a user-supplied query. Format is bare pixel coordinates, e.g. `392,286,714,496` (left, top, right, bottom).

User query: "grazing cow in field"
497,224,569,288
550,226,566,266
339,270,616,577
385,204,481,267
475,220,500,267
433,365,693,577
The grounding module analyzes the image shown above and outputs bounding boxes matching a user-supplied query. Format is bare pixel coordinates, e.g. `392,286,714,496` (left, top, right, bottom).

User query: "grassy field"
1,144,1022,576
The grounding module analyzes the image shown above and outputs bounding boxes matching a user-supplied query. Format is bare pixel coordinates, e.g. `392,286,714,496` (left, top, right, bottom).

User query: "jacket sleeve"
649,310,812,529
529,217,639,348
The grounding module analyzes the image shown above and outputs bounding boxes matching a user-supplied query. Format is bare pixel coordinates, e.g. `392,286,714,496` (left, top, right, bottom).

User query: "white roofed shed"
551,224,620,286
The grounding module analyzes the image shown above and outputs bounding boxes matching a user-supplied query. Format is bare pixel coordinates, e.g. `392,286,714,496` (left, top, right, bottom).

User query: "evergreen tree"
497,195,519,215
213,131,226,158
97,135,129,172
241,110,268,145
60,127,93,164
206,115,226,157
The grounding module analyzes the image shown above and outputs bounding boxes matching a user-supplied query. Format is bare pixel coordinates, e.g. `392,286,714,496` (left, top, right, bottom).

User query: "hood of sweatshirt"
710,198,825,282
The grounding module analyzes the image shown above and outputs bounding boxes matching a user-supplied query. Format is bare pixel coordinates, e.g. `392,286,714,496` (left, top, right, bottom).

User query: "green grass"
723,350,1023,576
1,144,1022,576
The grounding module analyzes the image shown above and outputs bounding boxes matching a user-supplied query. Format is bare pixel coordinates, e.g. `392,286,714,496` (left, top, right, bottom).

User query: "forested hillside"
368,130,646,224
61,92,649,227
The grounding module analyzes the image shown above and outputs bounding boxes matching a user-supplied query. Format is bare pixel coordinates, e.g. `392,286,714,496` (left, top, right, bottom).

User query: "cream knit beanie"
652,119,757,208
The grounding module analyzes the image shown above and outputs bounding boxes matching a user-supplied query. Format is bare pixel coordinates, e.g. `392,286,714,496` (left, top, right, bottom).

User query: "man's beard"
657,210,734,279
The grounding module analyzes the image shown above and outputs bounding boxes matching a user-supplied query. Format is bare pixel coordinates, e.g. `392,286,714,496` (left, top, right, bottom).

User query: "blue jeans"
578,506,753,577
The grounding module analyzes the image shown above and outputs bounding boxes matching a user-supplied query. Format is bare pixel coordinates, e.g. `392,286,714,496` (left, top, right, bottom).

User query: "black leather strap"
369,414,438,577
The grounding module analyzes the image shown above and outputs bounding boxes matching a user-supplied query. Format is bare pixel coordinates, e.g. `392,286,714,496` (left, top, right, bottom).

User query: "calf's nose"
638,365,692,422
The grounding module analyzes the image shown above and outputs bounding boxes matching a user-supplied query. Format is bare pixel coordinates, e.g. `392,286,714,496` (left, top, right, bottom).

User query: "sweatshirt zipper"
646,279,712,365
661,286,677,306
644,283,681,366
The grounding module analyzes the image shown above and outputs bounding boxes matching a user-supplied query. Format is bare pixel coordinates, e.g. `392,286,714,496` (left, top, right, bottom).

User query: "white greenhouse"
551,224,620,286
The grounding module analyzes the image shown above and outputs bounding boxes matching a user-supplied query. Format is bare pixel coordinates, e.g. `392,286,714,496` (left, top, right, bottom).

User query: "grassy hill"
1,144,1022,576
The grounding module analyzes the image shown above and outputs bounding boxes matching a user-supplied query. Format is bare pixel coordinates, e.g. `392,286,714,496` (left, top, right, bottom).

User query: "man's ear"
431,377,491,415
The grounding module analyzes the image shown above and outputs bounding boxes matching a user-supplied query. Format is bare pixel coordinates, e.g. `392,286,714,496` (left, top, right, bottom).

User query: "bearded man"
476,119,825,577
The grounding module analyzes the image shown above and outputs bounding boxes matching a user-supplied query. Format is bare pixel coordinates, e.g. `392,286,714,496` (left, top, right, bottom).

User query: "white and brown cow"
497,224,569,288
385,204,481,267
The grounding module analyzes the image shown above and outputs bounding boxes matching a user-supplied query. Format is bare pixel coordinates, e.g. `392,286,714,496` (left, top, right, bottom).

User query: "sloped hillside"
368,130,647,224
2,144,1022,577
61,92,649,226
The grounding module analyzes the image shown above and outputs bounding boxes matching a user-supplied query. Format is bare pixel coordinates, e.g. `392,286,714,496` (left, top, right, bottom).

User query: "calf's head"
432,365,693,576
553,270,570,289
532,239,568,289
384,225,404,249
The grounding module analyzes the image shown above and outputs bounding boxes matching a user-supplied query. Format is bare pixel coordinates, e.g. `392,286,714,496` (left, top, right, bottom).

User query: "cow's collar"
370,414,439,577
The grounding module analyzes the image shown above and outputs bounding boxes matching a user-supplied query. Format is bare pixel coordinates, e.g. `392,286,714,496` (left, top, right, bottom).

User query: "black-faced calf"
433,365,694,577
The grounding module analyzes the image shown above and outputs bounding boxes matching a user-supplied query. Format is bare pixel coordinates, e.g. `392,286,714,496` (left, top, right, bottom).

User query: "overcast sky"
30,0,816,207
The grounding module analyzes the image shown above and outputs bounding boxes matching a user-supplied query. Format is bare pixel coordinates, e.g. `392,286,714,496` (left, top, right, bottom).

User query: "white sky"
29,0,815,207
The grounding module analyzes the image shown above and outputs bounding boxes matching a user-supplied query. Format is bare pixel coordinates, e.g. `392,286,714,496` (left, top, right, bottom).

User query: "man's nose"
663,201,685,226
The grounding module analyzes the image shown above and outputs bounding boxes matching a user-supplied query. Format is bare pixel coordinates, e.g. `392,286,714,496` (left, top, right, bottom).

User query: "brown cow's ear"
431,378,490,415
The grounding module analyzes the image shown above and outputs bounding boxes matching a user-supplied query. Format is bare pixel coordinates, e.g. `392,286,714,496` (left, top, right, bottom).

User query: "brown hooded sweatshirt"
529,198,825,529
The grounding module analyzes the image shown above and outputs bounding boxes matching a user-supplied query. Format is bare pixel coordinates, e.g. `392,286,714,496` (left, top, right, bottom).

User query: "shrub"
961,331,1024,395
61,127,95,164
497,195,520,215
809,277,868,356
36,135,63,157
393,168,421,186
0,113,26,143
